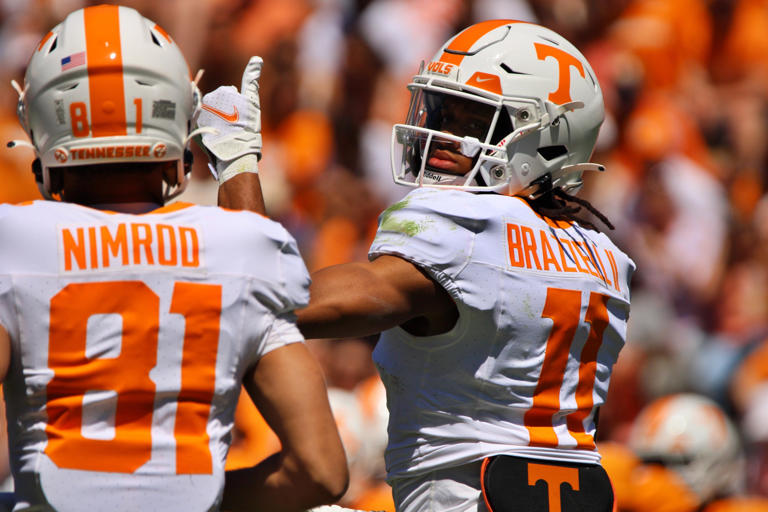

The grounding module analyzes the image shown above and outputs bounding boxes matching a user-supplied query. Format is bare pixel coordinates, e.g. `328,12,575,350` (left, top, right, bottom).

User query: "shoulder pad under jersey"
224,209,311,314
369,188,482,287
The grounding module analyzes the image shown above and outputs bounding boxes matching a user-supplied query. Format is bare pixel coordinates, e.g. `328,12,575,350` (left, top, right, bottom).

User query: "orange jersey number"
45,280,222,474
524,288,610,449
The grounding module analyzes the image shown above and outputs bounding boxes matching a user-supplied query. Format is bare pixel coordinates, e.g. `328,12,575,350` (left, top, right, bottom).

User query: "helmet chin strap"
163,150,193,202
163,161,189,202
37,180,53,200
420,167,478,187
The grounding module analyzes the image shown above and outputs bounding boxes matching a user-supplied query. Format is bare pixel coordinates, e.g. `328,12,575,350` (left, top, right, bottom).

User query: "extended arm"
223,342,348,512
218,172,266,214
297,255,458,340
197,56,266,215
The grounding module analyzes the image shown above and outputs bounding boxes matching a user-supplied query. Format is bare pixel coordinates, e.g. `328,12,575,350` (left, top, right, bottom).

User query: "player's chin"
426,157,465,175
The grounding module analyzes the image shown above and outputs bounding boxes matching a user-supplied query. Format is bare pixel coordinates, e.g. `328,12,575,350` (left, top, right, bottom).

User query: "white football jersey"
0,200,310,511
369,188,635,481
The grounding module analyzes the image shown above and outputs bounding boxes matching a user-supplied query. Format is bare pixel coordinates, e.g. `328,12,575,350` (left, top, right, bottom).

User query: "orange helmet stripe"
84,5,127,137
439,19,520,65
153,24,173,43
37,31,54,52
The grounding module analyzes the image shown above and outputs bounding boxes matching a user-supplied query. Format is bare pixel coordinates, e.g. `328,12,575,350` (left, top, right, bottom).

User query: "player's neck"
56,164,167,210
86,201,164,214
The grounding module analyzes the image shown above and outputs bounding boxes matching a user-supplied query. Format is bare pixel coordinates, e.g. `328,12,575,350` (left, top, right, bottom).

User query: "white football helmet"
14,4,200,200
628,393,746,503
391,20,605,196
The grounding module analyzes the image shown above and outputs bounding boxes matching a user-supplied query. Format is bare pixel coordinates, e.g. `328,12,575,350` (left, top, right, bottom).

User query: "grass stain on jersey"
521,296,536,319
379,198,431,237
382,198,409,217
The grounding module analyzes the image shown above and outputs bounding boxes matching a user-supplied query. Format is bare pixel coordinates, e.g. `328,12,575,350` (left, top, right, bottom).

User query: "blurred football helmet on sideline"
628,393,746,503
13,4,200,200
391,19,605,196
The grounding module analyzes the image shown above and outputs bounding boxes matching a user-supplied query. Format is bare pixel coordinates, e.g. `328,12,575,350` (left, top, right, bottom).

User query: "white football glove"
195,56,263,184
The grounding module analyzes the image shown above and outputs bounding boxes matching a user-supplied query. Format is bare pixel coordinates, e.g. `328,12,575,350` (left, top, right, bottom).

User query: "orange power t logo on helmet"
534,43,585,105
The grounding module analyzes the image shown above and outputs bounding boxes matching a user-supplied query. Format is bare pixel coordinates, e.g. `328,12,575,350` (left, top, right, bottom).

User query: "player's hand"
195,56,263,183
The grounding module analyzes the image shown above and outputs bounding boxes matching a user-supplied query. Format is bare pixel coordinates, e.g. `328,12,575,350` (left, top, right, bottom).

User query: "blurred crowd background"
3,0,768,511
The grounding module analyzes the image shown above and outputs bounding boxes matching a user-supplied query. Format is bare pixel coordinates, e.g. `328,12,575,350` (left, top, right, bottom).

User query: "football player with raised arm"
0,5,348,512
218,20,635,512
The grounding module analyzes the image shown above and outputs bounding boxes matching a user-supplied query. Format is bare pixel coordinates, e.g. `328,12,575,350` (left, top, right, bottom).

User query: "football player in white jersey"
0,5,347,512
289,20,636,512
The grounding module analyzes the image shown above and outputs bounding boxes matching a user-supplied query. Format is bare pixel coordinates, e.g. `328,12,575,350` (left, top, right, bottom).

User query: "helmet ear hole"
537,145,568,161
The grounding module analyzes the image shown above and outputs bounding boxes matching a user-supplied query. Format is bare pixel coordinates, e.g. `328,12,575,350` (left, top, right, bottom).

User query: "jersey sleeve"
242,224,310,364
270,225,311,312
259,312,304,356
243,217,311,315
368,189,478,298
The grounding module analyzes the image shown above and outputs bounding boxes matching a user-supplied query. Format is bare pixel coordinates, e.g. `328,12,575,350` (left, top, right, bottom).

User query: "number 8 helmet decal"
392,20,605,196
14,4,200,200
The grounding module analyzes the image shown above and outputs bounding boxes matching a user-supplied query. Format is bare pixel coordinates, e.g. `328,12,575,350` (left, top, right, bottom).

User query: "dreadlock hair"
523,175,614,231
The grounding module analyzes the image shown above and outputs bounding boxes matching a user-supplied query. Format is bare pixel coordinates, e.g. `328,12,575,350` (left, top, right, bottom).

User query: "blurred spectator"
603,393,768,511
